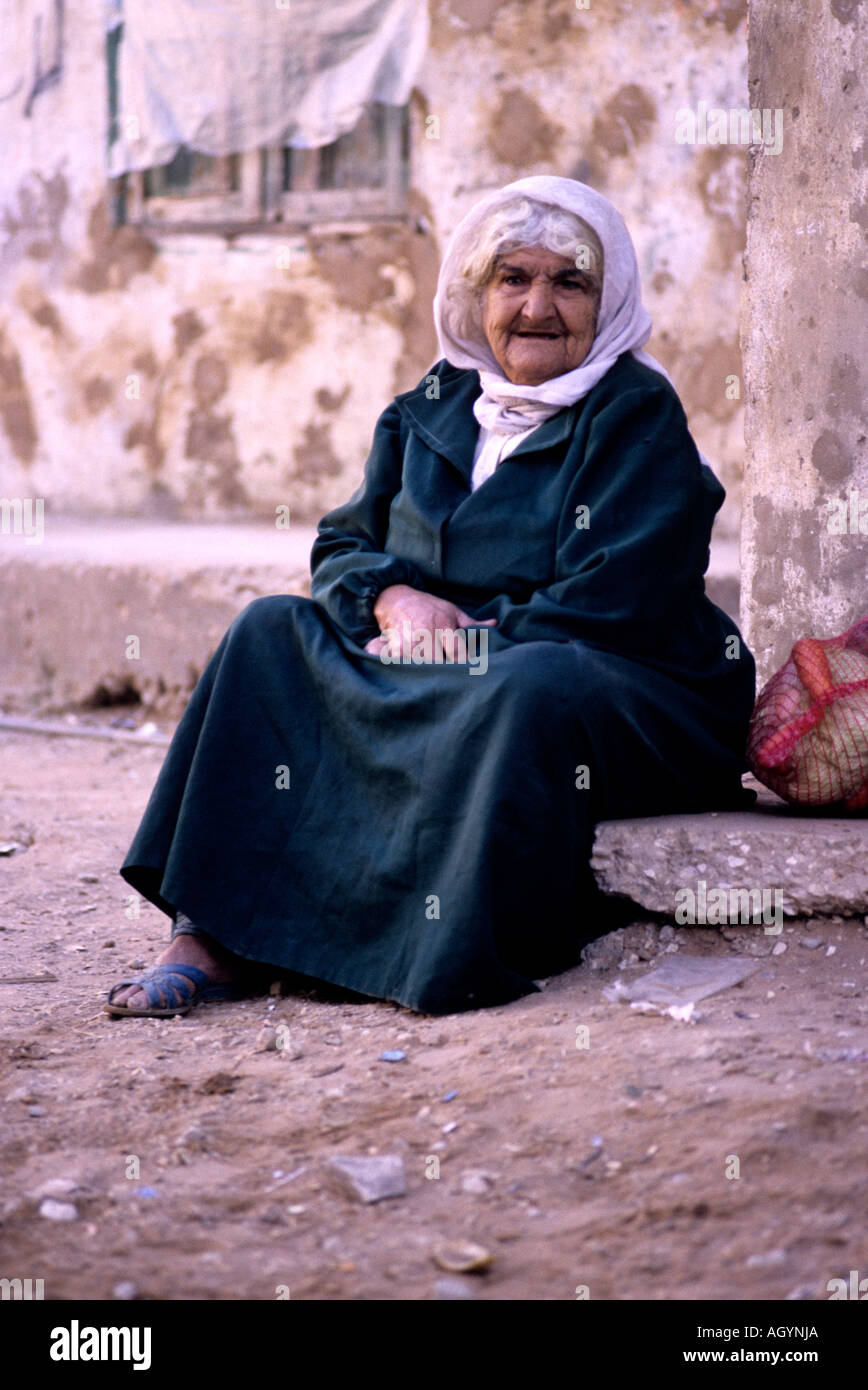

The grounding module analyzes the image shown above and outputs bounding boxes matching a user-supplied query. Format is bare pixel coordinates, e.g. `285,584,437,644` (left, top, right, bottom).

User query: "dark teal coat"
121,353,756,1013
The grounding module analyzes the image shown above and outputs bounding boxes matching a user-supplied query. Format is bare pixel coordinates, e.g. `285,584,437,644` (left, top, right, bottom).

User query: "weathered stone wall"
1,0,749,533
741,0,867,684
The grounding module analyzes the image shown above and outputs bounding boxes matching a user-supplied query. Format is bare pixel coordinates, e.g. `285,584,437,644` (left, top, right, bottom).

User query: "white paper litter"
604,955,763,1018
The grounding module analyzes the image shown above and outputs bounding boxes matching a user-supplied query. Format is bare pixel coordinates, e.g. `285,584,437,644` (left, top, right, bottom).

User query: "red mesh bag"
747,616,868,810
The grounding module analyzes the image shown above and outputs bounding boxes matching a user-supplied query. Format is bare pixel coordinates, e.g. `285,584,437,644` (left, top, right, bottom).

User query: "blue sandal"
104,963,245,1018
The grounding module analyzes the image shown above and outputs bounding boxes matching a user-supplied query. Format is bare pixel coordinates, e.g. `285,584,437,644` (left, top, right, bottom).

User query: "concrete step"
592,784,868,922
0,519,317,715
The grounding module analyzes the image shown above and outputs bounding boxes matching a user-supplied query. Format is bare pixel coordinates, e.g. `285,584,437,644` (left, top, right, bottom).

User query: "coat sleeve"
309,399,428,644
476,382,727,658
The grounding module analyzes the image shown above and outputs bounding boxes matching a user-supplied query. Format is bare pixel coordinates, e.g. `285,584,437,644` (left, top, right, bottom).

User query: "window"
112,103,408,230
105,3,420,232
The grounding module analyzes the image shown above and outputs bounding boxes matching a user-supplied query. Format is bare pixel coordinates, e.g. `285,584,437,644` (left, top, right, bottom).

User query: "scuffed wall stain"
431,0,506,39
29,297,64,336
315,384,350,412
391,191,441,393
307,210,439,395
811,429,850,485
121,341,169,478
132,348,159,380
83,375,113,414
541,0,576,44
172,309,206,355
0,326,38,464
705,0,747,32
249,290,313,364
674,0,746,26
487,89,563,167
0,169,69,266
687,338,743,424
123,416,165,477
16,280,67,339
695,146,747,269
183,354,249,510
827,354,861,416
309,234,396,314
75,200,157,294
830,0,862,26
591,84,657,161
291,422,343,486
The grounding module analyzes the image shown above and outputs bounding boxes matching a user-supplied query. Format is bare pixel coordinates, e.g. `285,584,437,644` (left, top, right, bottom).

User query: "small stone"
39,1198,78,1222
0,842,24,857
432,1240,493,1273
7,1086,39,1104
442,1121,458,1134
434,1276,476,1300
259,1206,284,1226
772,941,787,955
33,1177,80,1201
175,1125,210,1153
799,937,824,950
825,945,837,956
746,1249,786,1269
461,1171,493,1195
78,873,100,883
659,925,675,942
327,1154,407,1204
255,1023,279,1052
127,959,146,970
113,1281,138,1300
379,1050,406,1062
442,1089,459,1102
28,1105,46,1118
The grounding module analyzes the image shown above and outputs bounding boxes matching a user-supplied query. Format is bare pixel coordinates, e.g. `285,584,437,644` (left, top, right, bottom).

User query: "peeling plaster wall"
0,0,749,532
742,0,867,684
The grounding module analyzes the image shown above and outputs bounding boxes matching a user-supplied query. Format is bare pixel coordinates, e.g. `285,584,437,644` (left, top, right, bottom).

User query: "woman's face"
481,245,599,385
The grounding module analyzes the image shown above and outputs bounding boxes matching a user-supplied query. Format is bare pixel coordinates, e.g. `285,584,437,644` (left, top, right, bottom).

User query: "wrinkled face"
481,246,599,385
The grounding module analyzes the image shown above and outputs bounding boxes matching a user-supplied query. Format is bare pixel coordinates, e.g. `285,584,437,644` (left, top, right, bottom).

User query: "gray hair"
444,196,604,346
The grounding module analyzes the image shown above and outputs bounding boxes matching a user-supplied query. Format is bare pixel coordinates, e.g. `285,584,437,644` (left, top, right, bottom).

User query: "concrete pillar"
741,0,867,686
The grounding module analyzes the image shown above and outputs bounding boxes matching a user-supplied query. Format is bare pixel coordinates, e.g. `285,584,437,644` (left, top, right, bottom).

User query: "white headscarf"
432,175,677,437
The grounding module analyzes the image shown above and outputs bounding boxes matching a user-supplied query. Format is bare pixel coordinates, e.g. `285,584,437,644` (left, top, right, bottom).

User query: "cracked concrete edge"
0,554,311,717
591,810,868,919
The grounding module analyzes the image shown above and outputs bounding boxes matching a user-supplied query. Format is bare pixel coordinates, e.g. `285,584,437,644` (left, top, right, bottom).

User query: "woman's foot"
108,932,239,1013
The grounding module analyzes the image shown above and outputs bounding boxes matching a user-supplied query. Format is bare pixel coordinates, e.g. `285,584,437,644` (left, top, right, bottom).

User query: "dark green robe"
121,353,756,1013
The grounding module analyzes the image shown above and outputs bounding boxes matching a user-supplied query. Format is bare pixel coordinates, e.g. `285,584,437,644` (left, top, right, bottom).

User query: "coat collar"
395,363,579,483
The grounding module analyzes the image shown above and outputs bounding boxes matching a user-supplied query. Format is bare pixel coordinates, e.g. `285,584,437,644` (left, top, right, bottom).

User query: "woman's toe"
110,980,164,1010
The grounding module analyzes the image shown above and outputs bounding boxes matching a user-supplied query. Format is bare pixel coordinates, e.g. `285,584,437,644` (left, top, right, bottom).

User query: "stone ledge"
591,788,868,920
0,520,318,716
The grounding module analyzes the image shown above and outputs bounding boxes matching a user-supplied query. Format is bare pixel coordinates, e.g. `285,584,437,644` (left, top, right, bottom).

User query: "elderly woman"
108,175,755,1019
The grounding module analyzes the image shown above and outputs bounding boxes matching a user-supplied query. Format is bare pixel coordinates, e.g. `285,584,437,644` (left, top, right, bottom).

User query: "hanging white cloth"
107,0,429,176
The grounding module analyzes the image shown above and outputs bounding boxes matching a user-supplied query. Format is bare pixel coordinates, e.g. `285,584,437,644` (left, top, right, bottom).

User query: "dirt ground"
1,720,867,1303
